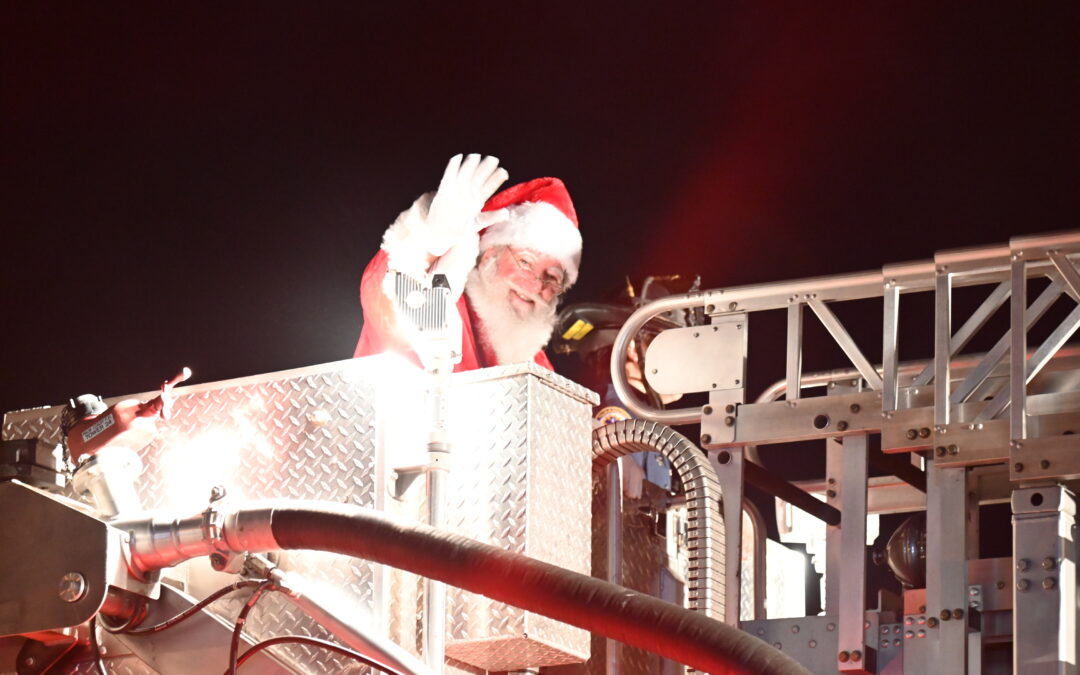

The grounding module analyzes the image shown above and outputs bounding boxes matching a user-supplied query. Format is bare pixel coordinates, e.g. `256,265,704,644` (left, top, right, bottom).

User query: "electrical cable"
230,635,403,674
88,616,108,675
227,580,276,675
109,579,263,635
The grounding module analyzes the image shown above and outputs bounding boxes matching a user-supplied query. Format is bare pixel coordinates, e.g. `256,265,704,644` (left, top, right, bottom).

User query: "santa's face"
464,246,565,364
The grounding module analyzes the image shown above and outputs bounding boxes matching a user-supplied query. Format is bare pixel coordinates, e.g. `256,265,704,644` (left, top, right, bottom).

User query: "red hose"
266,503,810,675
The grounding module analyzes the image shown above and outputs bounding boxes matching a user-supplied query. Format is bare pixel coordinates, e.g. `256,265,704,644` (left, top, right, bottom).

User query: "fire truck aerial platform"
4,230,1080,674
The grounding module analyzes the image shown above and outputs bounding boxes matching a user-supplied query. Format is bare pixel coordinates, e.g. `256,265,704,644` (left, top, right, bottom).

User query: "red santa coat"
353,249,554,373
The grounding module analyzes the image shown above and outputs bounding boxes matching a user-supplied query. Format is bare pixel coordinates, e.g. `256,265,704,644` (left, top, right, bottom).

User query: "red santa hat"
479,177,582,286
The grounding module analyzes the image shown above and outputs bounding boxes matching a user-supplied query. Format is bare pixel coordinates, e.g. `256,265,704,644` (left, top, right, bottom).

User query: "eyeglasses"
506,247,566,294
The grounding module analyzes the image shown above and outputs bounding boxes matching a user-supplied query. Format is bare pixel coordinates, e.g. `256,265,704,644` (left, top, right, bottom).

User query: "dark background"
3,3,1079,415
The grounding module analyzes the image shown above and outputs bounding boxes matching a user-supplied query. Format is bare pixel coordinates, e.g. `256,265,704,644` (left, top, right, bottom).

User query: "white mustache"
506,281,547,306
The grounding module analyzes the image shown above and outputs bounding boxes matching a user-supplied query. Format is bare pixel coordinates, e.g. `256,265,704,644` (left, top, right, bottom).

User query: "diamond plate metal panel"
3,358,597,673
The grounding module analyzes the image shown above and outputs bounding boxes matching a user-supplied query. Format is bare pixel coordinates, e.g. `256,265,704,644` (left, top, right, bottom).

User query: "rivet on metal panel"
826,489,837,498
939,609,951,621
836,421,848,431
791,625,800,634
927,617,938,628
919,427,931,438
893,638,901,647
880,626,889,635
952,608,963,620
904,617,914,626
850,403,861,413
838,651,850,663
1017,579,1031,592
1043,577,1057,590
774,642,782,649
948,445,959,455
728,302,737,310
906,429,918,440
997,581,1006,590
725,404,735,413
701,434,712,444
917,629,926,638
826,623,836,631
1040,460,1050,469
1042,557,1056,570
809,640,817,648
1017,558,1031,571
707,304,715,312
851,650,862,662
702,405,713,415
1015,462,1025,473
724,416,735,427
935,447,947,458
905,631,914,639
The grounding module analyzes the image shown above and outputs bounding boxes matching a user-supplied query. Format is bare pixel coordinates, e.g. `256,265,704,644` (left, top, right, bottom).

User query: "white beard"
464,257,558,365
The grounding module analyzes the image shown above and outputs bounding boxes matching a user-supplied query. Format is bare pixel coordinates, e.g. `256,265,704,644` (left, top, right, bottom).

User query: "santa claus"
354,154,581,371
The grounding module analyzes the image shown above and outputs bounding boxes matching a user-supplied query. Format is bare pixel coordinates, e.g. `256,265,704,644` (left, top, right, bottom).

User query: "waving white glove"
424,153,509,257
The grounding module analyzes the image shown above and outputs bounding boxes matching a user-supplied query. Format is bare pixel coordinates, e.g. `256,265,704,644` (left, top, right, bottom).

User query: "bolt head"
952,608,963,620
940,609,951,620
1040,460,1050,470
1014,462,1024,473
837,420,849,431
58,572,87,603
702,405,713,415
935,446,947,457
919,427,931,438
1017,579,1031,592
927,617,939,628
850,403,861,413
1043,577,1057,590
1042,557,1056,570
837,651,850,663
1017,558,1031,571
700,434,713,444
724,416,735,426
906,429,918,440
851,650,862,662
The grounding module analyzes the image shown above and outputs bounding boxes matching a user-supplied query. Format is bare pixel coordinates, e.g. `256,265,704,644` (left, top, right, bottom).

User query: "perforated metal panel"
3,357,597,673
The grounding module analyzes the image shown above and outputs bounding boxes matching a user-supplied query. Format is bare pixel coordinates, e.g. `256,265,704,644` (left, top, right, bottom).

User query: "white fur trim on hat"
478,201,582,286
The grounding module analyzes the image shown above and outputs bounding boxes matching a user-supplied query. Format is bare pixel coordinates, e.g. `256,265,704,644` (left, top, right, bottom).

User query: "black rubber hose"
267,503,810,675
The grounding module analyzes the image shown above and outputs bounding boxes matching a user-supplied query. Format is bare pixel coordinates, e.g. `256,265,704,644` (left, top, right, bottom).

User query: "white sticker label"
81,412,115,443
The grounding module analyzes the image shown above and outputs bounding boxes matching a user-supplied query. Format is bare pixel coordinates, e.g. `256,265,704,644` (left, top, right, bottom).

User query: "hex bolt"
1040,460,1050,470
919,427,931,438
1017,579,1031,592
724,416,735,427
1043,577,1057,590
701,434,713,444
837,651,850,663
703,405,713,415
906,429,918,440
952,608,963,620
1042,557,1056,570
927,617,939,628
1015,462,1024,473
850,403,861,413
837,420,849,431
851,650,862,662
58,572,87,603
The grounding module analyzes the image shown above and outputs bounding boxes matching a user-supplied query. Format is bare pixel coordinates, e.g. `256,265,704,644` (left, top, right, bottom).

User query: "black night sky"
2,3,1079,416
